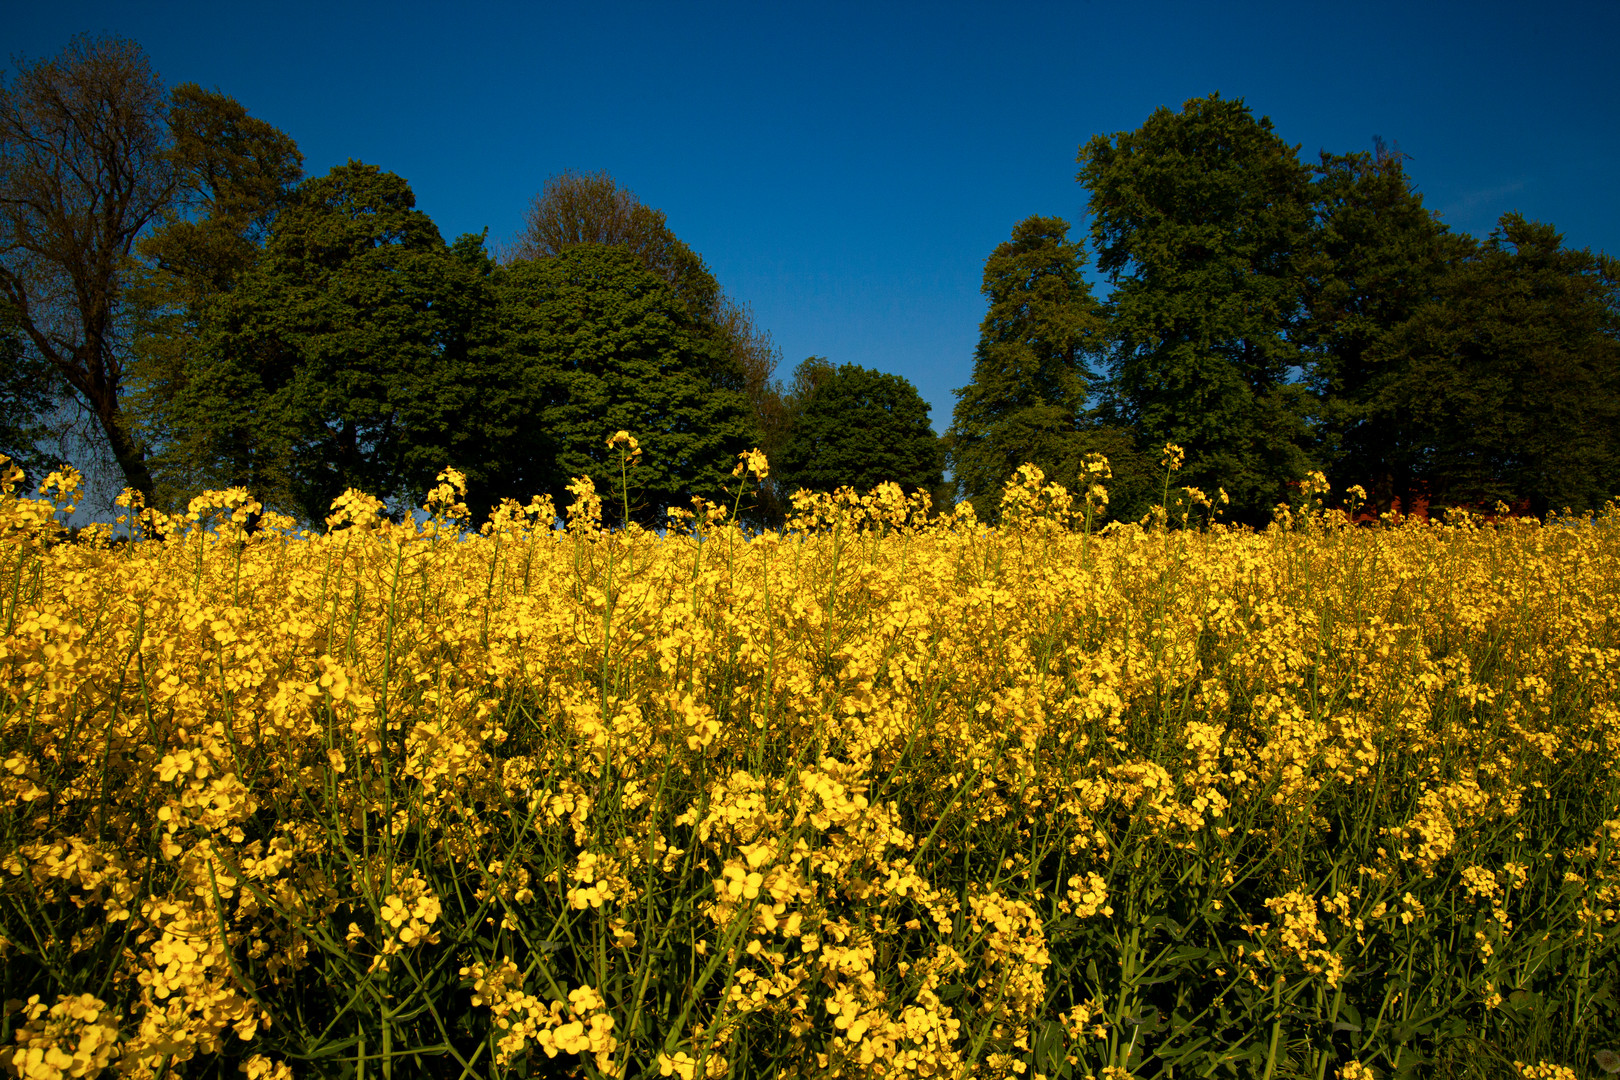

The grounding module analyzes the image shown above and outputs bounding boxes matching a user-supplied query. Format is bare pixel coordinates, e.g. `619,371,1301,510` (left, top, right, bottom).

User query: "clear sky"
11,0,1619,438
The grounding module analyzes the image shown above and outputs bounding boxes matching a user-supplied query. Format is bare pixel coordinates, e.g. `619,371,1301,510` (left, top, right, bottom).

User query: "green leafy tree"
142,84,305,298
1299,141,1463,508
775,358,942,499
1078,93,1316,521
1375,213,1620,515
514,170,787,494
170,162,502,521
0,35,174,500
129,84,304,506
948,216,1110,518
490,243,757,523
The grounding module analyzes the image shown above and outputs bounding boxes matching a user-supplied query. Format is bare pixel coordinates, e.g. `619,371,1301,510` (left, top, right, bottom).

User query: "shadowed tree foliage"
164,162,504,522
142,84,305,298
1374,213,1620,516
1078,93,1316,523
129,84,305,508
489,243,757,524
1299,141,1464,510
775,358,942,499
948,216,1110,519
514,169,787,504
0,35,174,500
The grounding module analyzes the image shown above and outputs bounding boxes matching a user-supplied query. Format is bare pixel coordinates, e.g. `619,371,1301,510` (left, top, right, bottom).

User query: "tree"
128,84,304,507
775,358,942,498
170,162,503,521
514,170,786,480
490,243,757,523
144,84,305,297
1299,142,1462,508
1077,93,1316,521
948,216,1109,518
1374,213,1620,516
0,35,174,500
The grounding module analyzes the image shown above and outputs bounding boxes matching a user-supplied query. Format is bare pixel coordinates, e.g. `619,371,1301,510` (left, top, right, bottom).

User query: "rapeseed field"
2,442,1617,1080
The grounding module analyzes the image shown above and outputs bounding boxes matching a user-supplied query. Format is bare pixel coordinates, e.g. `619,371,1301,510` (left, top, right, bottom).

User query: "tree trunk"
94,391,157,502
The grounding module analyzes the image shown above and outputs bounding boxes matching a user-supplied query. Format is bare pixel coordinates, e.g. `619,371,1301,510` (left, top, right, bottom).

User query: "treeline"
3,38,1617,529
0,36,944,527
952,95,1620,524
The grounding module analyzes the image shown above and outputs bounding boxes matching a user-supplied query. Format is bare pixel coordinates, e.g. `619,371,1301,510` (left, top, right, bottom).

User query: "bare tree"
0,35,174,499
513,168,640,257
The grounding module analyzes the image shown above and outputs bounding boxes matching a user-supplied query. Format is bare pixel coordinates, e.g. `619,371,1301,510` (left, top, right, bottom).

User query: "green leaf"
1034,1019,1068,1074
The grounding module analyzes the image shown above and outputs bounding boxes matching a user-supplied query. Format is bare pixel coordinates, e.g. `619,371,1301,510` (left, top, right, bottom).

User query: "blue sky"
12,0,1619,440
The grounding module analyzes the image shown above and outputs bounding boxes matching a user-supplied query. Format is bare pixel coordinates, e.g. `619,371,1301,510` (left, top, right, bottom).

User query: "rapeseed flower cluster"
1,448,1618,1078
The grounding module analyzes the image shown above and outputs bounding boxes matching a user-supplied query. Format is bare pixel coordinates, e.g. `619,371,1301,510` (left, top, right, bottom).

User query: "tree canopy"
513,169,721,320
776,358,942,500
1078,93,1316,522
153,162,500,521
0,302,59,484
1298,143,1463,506
514,169,785,468
128,84,306,509
1372,214,1620,515
948,215,1109,518
143,83,306,299
126,156,775,526
491,244,758,523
